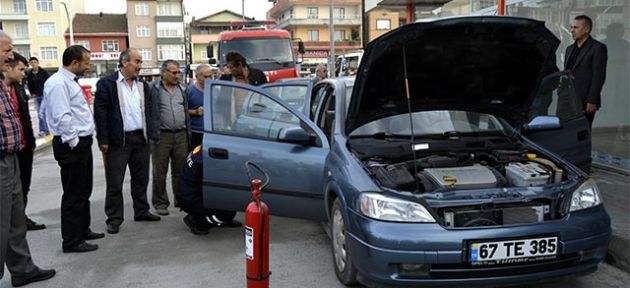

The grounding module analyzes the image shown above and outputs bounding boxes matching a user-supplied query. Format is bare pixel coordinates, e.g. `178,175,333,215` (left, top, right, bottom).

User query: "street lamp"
59,0,74,45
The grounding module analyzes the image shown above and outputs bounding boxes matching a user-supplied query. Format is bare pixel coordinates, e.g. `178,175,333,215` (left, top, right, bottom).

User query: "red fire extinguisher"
245,162,270,288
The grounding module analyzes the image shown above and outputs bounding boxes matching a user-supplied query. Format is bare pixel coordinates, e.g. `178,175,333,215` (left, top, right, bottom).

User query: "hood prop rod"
402,45,421,193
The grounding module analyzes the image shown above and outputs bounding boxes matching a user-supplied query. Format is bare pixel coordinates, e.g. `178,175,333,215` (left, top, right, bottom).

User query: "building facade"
126,0,184,78
190,10,251,66
0,0,84,69
267,0,362,69
65,13,128,77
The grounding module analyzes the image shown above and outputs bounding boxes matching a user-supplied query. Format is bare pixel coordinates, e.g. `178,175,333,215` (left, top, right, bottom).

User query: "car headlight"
359,193,435,222
569,179,602,212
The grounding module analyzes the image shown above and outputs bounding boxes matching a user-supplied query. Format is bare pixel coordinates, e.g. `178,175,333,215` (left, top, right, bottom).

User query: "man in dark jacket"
94,48,160,234
26,57,50,136
564,15,608,126
177,145,241,235
219,51,268,85
3,52,45,231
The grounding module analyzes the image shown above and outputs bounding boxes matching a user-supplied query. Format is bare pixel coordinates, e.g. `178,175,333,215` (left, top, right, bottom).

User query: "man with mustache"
43,45,104,253
0,29,55,287
94,48,160,234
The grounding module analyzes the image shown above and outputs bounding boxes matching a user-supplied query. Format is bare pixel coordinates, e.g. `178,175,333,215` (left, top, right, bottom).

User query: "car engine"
367,150,563,193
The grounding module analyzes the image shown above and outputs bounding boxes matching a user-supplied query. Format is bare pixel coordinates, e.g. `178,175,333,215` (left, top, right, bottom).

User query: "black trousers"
190,132,202,151
52,136,94,248
177,195,235,229
17,149,33,207
104,133,151,225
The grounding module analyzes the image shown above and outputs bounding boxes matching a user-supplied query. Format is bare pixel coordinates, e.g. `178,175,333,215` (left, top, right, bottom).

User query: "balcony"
0,12,28,21
275,14,361,29
299,40,362,50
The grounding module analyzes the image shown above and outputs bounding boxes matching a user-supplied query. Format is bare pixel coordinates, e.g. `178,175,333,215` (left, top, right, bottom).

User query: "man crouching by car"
177,145,242,235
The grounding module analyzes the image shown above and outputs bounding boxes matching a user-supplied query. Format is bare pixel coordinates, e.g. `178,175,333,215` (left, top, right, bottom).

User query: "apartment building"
268,0,362,66
65,13,128,76
190,10,251,66
0,0,84,69
126,0,184,77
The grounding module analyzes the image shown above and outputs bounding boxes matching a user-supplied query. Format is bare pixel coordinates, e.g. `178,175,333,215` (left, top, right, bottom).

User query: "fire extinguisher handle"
245,161,270,190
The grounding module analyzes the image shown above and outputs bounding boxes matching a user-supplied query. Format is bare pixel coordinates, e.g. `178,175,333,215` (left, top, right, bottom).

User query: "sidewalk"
592,166,630,273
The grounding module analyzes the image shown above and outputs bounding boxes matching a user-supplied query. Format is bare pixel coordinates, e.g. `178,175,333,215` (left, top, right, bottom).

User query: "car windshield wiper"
440,130,505,137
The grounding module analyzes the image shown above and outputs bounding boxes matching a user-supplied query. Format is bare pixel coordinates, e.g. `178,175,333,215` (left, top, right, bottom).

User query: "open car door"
202,80,329,220
525,71,592,172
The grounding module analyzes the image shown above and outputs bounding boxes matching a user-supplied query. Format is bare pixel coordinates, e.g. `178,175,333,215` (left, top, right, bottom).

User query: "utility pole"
328,0,334,78
243,0,245,20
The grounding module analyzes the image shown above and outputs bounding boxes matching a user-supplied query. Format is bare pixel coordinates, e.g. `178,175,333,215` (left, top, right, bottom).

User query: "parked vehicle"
202,16,610,287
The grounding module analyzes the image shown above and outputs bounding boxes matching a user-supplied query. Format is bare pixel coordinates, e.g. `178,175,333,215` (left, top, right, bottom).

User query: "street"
0,144,627,288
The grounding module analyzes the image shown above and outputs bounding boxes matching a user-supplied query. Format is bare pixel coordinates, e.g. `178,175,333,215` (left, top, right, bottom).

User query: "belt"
125,130,143,136
160,128,186,133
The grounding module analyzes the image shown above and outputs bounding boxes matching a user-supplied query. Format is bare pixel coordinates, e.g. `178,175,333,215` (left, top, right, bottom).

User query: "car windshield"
350,110,505,137
221,38,294,71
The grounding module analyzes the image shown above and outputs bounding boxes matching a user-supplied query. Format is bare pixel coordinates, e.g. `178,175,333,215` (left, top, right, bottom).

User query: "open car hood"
346,16,560,134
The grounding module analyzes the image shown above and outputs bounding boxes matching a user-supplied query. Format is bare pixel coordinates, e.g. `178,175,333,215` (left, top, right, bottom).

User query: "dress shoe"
216,219,243,228
62,242,98,253
107,222,120,234
11,268,56,287
183,215,209,235
134,213,161,221
155,208,169,216
84,231,105,240
26,218,46,231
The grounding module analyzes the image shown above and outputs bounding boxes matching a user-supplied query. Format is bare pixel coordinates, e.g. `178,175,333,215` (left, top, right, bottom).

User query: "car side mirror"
524,116,561,132
278,127,311,145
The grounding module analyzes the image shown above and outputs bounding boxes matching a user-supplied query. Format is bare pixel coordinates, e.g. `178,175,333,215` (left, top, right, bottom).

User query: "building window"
13,0,26,13
201,49,208,59
135,3,149,16
139,48,152,61
334,7,345,19
334,30,345,41
158,45,184,60
307,7,318,19
14,22,28,39
102,40,119,52
75,40,90,50
37,22,55,36
15,46,30,58
40,46,57,60
376,19,391,30
199,27,210,35
157,3,181,16
308,30,319,41
157,22,183,38
35,0,53,12
136,25,151,37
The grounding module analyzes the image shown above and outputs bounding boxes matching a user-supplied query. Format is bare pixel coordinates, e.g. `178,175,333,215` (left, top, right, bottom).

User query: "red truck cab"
208,21,305,82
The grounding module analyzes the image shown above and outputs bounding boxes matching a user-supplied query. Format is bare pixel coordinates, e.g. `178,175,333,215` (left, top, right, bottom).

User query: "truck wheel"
331,198,358,285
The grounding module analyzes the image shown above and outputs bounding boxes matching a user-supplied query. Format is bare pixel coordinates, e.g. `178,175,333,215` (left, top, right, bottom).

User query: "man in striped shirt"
0,29,55,287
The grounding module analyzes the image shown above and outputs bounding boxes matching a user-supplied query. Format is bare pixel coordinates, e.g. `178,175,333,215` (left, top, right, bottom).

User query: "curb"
607,232,630,273
593,161,630,177
34,135,53,154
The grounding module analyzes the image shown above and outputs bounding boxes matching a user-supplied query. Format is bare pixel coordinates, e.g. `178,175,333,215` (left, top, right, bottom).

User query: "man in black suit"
94,48,160,234
564,15,608,126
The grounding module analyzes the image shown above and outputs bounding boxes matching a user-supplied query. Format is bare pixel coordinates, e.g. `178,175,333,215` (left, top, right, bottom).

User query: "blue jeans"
34,96,48,134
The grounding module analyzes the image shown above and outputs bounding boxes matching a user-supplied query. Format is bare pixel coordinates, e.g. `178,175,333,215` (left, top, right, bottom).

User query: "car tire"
331,198,358,285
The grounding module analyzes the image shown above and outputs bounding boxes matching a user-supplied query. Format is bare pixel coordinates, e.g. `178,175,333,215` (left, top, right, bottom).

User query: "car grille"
429,253,582,279
442,204,549,228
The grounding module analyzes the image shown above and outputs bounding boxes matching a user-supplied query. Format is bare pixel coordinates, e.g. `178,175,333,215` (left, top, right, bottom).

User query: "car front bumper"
345,204,611,287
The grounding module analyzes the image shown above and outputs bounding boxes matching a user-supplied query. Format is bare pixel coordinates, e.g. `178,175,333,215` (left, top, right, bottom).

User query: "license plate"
470,237,558,265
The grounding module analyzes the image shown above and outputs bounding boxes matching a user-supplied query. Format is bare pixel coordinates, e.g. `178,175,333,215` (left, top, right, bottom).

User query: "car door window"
262,85,308,113
211,85,301,141
530,73,582,122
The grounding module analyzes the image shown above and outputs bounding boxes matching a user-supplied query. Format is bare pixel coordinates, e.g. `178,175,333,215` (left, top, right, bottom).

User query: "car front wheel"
331,198,358,285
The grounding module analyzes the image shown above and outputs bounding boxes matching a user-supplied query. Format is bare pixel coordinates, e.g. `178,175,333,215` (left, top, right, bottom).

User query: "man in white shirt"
43,45,104,253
